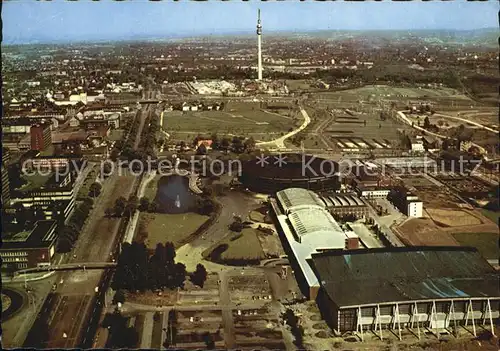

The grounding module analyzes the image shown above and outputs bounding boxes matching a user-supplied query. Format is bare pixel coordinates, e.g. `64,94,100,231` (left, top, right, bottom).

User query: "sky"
3,0,498,44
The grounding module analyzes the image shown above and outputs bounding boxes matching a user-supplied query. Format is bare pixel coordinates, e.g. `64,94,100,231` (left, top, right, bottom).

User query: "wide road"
23,168,139,349
22,100,158,348
133,104,151,150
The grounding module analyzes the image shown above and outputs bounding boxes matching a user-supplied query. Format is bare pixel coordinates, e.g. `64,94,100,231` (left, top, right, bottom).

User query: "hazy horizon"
3,0,498,45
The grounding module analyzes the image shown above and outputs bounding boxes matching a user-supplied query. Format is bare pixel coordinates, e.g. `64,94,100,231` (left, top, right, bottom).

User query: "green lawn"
137,212,209,249
202,228,265,262
317,85,469,100
481,209,500,226
143,175,161,200
452,232,499,259
162,107,294,136
108,129,124,141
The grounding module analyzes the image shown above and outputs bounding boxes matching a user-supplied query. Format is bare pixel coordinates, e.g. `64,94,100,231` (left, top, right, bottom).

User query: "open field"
426,208,483,227
316,85,470,101
411,186,468,210
481,209,500,226
452,232,499,260
286,79,324,92
137,212,209,249
162,101,297,141
394,218,458,246
202,228,266,264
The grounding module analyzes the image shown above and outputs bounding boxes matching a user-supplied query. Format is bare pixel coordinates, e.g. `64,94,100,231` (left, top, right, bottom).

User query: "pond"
155,175,197,214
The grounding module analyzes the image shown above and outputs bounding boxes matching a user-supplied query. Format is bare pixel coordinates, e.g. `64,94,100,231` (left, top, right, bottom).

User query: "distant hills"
3,28,497,47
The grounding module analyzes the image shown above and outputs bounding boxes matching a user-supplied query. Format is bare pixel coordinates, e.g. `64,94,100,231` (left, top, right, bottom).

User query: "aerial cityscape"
1,1,499,350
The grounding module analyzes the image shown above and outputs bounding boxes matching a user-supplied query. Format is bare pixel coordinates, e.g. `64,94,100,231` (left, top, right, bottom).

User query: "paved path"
256,107,311,149
123,171,156,244
140,312,154,349
396,111,487,154
433,112,498,134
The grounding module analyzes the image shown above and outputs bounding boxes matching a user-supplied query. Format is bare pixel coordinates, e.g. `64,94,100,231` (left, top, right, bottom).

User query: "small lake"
155,175,197,214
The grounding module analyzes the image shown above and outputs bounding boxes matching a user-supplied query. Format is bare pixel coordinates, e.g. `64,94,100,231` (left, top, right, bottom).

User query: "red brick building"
30,123,52,151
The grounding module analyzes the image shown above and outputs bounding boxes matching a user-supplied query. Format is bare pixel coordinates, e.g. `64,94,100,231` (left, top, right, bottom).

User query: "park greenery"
111,241,207,292
56,197,95,253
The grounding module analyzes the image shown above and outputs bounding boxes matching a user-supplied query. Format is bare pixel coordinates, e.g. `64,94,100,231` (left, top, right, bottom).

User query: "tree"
423,116,431,129
114,202,125,217
229,217,244,232
113,290,126,305
220,137,231,153
148,201,159,213
124,201,137,217
102,162,112,177
165,241,176,263
105,208,114,218
191,263,208,288
174,262,187,288
89,182,102,198
196,143,207,155
139,197,150,211
210,134,219,150
243,137,256,153
115,196,127,208
282,309,304,348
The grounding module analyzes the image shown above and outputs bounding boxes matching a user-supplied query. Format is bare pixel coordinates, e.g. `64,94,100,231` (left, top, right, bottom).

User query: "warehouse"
269,188,359,299
320,193,368,218
309,247,499,340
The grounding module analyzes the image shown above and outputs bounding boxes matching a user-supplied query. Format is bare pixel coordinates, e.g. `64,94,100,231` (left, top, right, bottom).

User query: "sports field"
162,101,297,141
316,85,470,101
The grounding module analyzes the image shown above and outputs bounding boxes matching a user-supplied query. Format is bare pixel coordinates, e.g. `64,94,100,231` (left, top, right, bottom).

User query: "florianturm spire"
257,9,263,81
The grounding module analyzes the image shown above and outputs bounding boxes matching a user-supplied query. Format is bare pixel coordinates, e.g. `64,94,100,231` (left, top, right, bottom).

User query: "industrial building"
388,186,423,218
269,188,359,299
319,193,368,218
1,220,58,270
309,247,499,339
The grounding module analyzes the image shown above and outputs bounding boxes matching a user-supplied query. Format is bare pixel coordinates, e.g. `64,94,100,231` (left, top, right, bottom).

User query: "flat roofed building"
270,188,359,300
276,187,325,214
320,193,368,218
1,220,58,270
309,247,500,337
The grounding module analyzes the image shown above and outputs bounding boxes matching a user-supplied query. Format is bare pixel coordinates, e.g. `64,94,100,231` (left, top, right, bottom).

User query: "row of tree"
113,110,142,161
191,133,256,155
138,111,160,159
111,241,208,292
56,197,95,253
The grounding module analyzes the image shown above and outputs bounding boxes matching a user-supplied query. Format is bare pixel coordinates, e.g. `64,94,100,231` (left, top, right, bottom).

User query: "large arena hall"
239,153,340,194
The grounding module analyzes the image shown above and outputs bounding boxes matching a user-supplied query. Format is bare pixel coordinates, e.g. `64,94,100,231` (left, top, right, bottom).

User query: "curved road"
256,107,311,149
432,112,498,134
396,111,487,154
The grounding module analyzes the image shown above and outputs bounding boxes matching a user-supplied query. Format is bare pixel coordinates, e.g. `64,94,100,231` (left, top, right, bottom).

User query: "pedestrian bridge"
15,262,117,276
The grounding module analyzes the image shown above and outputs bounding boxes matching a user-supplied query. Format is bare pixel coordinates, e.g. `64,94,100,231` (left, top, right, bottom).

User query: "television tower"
256,9,263,81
